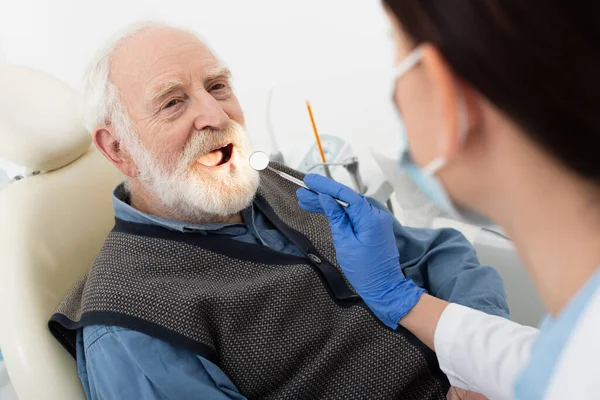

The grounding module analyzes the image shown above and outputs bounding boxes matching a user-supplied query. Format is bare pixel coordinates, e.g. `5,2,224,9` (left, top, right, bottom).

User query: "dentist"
297,1,600,399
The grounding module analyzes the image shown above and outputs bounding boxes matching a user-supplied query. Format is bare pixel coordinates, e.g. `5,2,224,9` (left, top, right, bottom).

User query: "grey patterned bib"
49,164,449,399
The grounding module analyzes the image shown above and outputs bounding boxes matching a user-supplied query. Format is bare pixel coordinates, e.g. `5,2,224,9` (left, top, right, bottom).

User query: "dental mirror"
249,151,270,171
249,151,348,207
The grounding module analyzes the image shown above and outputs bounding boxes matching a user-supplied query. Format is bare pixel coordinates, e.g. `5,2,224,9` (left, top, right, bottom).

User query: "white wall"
0,0,395,157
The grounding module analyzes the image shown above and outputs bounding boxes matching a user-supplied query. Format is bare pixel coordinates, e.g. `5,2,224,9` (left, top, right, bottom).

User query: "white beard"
127,120,260,223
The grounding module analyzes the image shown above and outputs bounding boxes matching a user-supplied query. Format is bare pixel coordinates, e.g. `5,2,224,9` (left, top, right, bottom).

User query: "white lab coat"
434,287,600,399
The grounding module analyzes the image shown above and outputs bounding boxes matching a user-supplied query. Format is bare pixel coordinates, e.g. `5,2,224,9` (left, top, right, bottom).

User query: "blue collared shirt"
76,186,509,400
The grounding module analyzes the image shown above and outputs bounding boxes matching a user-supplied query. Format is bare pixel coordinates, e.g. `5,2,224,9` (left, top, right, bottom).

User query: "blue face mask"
393,48,494,228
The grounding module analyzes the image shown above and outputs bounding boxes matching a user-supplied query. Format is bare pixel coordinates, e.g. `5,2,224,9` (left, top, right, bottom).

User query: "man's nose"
193,93,230,131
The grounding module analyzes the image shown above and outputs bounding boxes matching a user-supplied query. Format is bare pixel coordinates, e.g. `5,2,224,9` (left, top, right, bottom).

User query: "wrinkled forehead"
109,27,222,111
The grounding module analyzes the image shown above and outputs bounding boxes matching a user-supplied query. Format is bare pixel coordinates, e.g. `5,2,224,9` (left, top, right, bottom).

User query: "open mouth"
195,143,234,168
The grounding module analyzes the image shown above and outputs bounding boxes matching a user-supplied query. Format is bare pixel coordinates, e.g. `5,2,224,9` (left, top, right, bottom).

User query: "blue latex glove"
297,174,426,329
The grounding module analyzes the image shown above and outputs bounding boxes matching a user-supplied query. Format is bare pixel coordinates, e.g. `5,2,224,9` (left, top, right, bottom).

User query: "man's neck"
128,182,243,225
492,163,600,317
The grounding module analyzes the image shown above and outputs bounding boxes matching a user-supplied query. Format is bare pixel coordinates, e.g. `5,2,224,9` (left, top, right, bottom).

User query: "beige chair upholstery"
0,168,9,190
0,65,92,173
0,65,123,400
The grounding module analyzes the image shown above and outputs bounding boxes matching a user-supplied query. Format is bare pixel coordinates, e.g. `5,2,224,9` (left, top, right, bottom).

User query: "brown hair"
384,1,600,183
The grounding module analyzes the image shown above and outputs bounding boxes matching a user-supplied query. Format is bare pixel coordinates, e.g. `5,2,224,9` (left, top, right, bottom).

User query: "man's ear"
92,126,138,177
420,43,478,159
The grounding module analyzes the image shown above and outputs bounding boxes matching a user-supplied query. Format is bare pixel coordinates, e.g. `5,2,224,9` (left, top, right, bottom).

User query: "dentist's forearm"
398,294,449,351
401,296,539,400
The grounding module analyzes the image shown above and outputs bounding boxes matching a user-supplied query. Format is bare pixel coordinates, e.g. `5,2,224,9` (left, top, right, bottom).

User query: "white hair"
82,21,155,146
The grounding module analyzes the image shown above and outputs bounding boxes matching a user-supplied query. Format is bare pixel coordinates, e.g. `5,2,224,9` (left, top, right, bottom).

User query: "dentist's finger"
297,188,325,213
303,174,362,205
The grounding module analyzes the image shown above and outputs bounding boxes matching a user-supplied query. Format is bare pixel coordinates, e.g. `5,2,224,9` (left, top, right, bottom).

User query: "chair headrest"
0,65,91,172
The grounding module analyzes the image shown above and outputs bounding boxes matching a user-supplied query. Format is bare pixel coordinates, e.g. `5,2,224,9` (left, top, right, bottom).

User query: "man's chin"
165,170,259,219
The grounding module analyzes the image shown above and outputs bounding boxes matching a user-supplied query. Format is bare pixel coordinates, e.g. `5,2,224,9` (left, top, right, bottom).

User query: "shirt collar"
112,183,249,233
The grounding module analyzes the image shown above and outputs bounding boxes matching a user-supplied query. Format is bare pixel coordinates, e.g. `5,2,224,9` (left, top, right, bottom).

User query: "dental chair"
0,65,123,400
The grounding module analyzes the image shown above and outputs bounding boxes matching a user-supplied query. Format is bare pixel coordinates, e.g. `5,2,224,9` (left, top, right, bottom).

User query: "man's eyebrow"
149,79,185,103
204,66,232,82
148,67,231,104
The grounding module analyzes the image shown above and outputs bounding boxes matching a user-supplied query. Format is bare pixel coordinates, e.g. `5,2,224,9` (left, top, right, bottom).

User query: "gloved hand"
297,174,426,329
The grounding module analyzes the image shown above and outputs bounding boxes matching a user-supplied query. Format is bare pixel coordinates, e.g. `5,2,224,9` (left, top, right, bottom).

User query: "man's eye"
210,83,227,91
164,99,182,108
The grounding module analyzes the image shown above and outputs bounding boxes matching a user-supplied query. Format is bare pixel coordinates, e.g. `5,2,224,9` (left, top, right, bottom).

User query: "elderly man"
49,22,507,400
